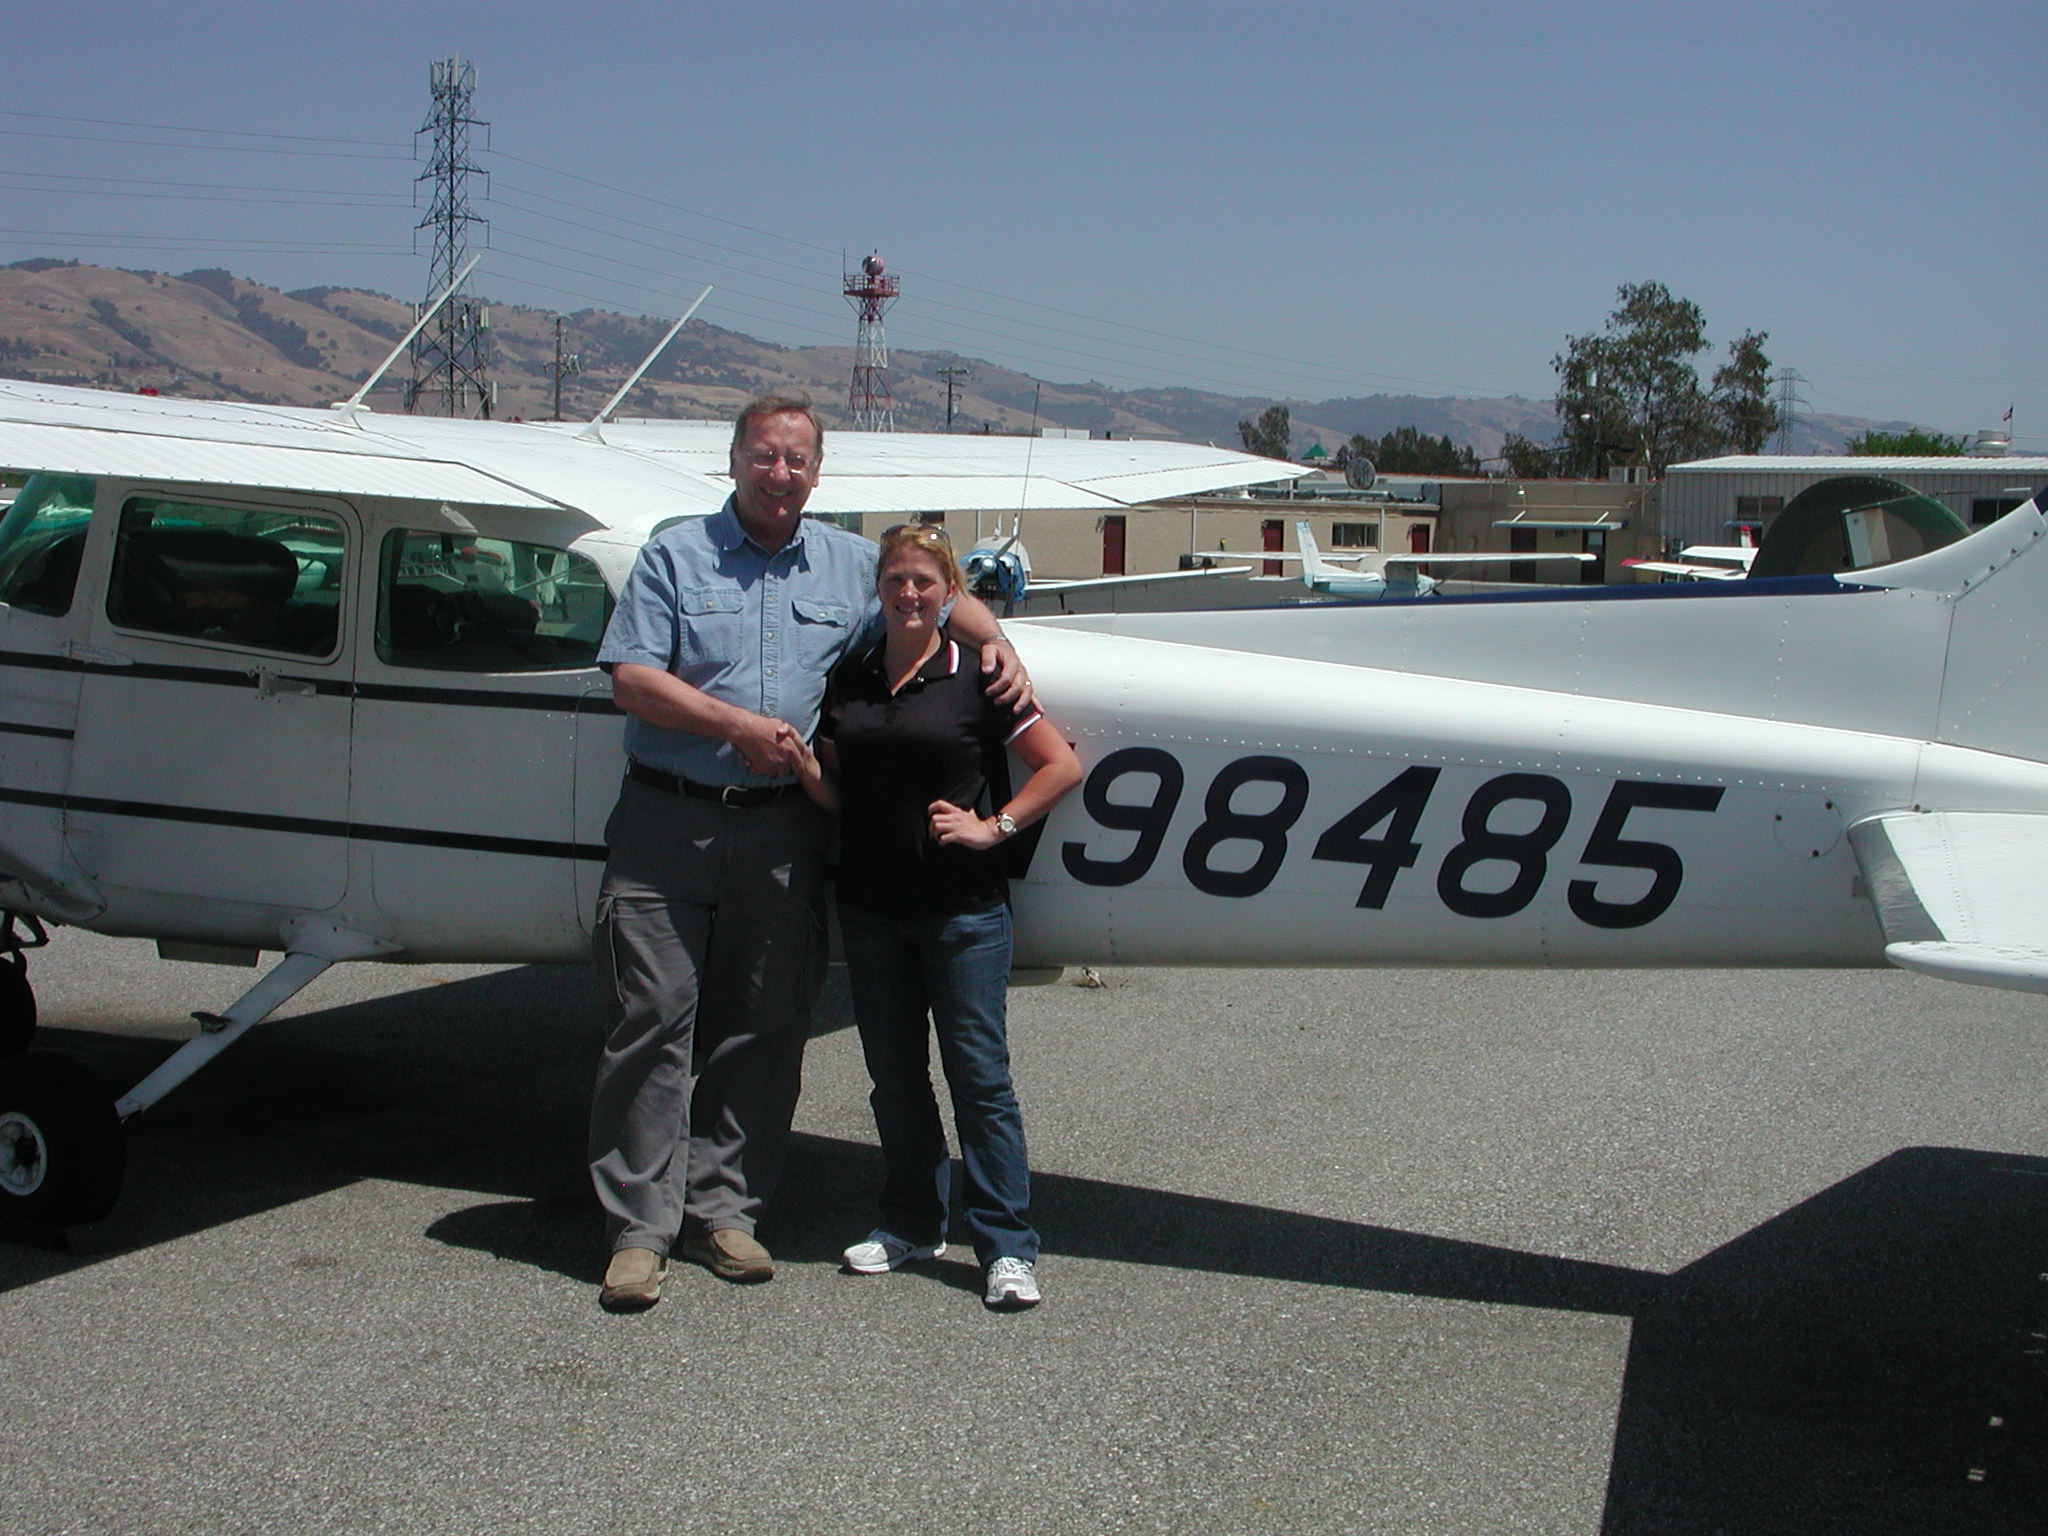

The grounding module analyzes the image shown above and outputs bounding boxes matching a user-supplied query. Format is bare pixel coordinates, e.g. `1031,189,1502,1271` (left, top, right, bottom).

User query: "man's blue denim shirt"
599,500,880,787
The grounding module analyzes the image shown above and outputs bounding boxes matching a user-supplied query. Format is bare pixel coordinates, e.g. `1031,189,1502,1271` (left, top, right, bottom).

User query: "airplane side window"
0,473,96,617
377,530,613,673
107,497,345,658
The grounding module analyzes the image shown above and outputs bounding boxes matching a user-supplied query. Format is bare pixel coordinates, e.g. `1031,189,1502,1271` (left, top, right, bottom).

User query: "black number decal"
1566,781,1725,929
1312,766,1441,908
1062,747,1185,887
1182,756,1311,898
1437,773,1572,918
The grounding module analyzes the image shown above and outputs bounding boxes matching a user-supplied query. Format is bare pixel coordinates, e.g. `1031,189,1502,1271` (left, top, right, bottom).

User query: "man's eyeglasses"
741,448,813,472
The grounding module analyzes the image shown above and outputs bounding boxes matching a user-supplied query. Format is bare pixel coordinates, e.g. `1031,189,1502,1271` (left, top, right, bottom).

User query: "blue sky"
4,1,2042,444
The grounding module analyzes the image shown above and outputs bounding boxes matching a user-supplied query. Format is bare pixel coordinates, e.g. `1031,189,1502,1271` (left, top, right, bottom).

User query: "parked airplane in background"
1624,533,1759,582
960,520,1252,607
0,375,2044,1232
1289,520,1593,597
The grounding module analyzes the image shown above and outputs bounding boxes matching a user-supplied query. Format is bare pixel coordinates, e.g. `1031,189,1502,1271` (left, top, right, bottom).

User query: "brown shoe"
681,1227,774,1283
599,1246,669,1311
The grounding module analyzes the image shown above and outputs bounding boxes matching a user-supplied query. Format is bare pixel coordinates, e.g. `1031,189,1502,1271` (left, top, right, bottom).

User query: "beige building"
847,470,1665,585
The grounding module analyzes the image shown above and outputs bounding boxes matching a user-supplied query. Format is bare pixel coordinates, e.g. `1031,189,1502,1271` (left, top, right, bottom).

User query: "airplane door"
351,525,613,962
0,474,96,903
64,488,357,913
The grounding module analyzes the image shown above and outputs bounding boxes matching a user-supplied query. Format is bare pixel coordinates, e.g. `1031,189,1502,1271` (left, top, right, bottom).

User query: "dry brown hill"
0,259,1884,454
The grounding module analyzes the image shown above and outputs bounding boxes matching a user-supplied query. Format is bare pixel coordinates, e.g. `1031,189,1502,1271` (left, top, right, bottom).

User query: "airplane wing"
1385,552,1597,575
1622,559,1748,581
1027,565,1254,594
1848,812,2048,994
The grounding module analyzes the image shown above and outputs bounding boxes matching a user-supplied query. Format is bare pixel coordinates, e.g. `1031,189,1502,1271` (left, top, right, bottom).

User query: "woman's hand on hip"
929,799,1000,849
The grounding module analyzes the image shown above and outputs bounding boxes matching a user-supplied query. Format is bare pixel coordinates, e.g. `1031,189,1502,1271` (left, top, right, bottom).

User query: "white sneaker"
983,1256,1041,1309
842,1230,945,1273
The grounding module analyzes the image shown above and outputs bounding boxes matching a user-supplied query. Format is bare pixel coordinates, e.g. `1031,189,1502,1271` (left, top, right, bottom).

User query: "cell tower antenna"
1772,368,1807,454
844,250,899,431
407,57,492,419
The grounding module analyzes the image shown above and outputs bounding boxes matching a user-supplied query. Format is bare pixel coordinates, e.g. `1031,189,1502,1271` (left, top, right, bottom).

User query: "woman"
799,523,1081,1309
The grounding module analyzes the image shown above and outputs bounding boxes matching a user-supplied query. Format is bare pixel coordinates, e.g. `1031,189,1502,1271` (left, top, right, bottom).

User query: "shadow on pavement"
3,962,2043,1529
1601,1146,2048,1536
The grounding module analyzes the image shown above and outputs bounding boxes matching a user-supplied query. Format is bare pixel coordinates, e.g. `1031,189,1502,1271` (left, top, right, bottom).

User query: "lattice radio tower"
844,251,899,431
407,57,492,418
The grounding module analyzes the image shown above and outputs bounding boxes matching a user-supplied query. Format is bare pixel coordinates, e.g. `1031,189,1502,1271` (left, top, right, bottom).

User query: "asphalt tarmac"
2,928,2045,1535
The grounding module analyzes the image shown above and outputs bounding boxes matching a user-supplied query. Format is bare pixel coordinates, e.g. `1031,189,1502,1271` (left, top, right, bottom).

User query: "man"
588,394,1028,1311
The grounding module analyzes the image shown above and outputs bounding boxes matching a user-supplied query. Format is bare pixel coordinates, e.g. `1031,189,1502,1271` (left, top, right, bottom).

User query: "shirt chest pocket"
788,597,853,675
676,585,746,668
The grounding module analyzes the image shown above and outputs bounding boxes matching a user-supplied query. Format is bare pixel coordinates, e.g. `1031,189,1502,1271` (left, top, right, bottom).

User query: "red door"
1261,519,1283,576
1101,514,1126,575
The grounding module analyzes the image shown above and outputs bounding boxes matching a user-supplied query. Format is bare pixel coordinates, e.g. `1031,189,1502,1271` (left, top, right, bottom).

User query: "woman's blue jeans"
837,899,1038,1266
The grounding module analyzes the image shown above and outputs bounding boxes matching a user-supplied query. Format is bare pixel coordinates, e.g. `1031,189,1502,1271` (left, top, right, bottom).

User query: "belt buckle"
719,783,747,807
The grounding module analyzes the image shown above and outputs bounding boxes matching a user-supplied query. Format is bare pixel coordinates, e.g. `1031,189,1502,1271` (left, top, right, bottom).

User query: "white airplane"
1288,520,1594,597
0,375,2045,1233
1623,535,1759,582
959,520,1252,607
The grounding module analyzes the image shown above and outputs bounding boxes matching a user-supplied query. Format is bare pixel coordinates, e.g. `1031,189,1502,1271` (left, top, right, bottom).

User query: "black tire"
0,1051,123,1227
0,959,35,1056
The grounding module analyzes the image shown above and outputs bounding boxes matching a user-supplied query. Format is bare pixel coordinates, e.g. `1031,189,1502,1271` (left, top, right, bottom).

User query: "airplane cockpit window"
107,496,346,657
377,529,613,673
0,473,95,617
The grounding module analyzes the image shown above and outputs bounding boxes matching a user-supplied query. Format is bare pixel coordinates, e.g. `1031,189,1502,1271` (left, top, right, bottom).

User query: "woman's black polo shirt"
820,630,1041,919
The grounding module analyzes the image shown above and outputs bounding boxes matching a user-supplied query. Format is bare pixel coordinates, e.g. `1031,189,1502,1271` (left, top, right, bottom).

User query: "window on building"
1972,496,2028,526
108,495,345,657
0,473,94,617
1736,495,1783,522
377,529,613,672
1329,522,1379,549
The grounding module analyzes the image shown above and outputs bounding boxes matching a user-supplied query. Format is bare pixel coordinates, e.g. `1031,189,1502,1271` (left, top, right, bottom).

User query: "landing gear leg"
0,919,390,1234
0,913,48,1058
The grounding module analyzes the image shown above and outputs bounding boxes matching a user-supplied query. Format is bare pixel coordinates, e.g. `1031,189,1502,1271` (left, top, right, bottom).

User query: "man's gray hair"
731,393,825,459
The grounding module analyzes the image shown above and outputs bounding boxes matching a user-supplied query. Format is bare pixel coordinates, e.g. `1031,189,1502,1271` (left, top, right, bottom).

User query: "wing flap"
1849,811,2048,994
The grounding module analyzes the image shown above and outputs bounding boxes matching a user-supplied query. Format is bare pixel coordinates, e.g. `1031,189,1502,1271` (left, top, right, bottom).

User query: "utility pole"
406,57,492,418
936,364,970,431
546,316,582,421
1771,368,1807,454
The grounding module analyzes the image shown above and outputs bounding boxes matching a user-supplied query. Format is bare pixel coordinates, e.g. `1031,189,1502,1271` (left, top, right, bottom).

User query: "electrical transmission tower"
407,57,492,418
1772,368,1807,454
936,363,970,431
844,251,899,431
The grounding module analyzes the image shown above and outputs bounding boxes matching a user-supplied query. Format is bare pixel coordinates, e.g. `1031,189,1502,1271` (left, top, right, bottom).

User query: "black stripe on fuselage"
0,784,608,862
0,720,73,740
0,648,624,715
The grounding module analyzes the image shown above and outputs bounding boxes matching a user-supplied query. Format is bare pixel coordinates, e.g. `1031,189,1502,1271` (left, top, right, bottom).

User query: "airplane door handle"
252,668,318,700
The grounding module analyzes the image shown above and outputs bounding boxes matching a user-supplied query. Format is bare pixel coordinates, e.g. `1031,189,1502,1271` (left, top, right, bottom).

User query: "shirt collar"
862,635,961,687
709,496,806,558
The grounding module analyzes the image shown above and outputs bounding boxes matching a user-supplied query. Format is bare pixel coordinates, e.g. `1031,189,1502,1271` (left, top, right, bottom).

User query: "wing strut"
113,919,399,1120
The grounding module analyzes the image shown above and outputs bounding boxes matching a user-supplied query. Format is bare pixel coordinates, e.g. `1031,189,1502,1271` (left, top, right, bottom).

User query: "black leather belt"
628,760,801,807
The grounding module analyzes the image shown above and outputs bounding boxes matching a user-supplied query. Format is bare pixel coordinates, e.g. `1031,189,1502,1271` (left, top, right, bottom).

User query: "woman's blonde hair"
876,522,966,593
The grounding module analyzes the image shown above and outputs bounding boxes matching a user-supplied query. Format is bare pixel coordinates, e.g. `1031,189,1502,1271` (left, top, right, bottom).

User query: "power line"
0,107,408,149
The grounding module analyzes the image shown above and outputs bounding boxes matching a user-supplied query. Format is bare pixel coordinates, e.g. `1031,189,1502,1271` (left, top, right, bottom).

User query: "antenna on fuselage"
332,252,482,422
576,285,714,443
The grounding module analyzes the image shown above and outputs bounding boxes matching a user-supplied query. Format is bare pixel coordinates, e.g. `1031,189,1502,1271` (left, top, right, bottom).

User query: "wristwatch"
992,812,1019,840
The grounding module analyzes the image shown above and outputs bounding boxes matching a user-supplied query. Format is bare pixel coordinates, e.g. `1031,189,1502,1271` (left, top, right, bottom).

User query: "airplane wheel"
0,958,35,1056
0,1051,123,1228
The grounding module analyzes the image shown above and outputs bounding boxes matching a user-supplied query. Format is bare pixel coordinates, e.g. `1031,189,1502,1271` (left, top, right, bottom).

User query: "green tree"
1237,403,1291,459
1710,330,1778,453
1345,425,1481,476
1499,432,1558,478
1554,281,1715,477
1843,428,1966,456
